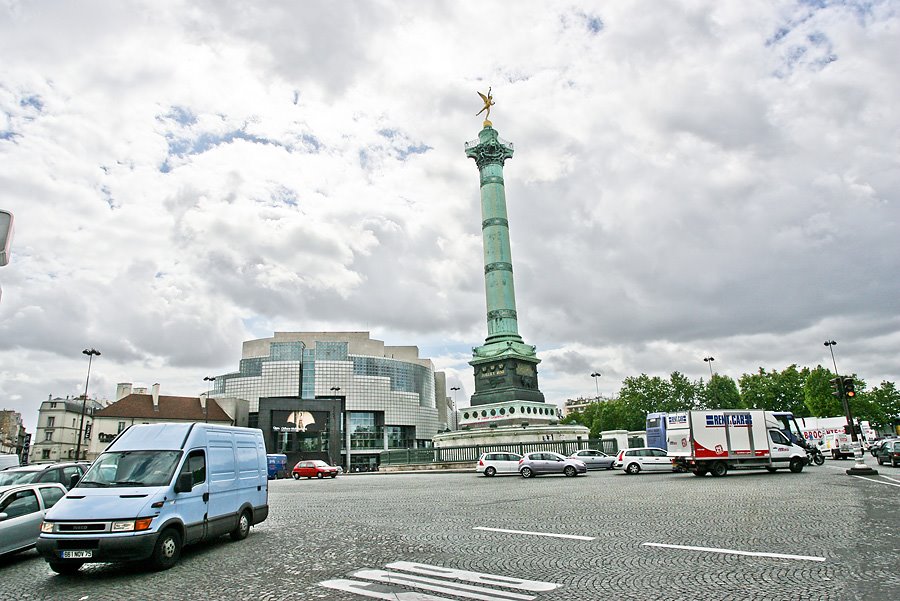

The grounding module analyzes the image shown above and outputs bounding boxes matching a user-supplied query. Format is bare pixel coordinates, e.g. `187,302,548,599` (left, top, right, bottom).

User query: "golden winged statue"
476,87,495,124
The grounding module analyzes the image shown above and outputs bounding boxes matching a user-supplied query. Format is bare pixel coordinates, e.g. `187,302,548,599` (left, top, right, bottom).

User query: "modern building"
562,396,600,417
213,332,445,471
87,383,246,458
31,396,104,462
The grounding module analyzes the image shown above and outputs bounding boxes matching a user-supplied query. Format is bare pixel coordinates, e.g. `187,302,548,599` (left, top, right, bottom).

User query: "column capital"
465,127,514,169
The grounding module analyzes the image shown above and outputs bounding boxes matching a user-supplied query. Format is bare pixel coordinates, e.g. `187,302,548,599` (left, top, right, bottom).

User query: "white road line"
386,562,559,592
878,474,900,484
852,475,900,488
320,578,451,600
642,542,826,562
473,526,594,541
354,570,534,601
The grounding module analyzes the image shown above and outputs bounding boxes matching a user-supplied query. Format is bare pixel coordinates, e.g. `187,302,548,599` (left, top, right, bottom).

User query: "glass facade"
215,333,442,457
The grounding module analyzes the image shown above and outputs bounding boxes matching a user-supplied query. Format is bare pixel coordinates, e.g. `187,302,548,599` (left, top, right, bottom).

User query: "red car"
292,460,339,479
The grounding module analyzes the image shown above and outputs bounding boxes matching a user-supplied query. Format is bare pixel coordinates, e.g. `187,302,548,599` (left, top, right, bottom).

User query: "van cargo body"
667,410,807,477
37,423,268,573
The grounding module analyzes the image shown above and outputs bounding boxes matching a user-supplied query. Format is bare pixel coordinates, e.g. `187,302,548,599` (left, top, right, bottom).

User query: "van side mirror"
0,512,8,522
69,474,80,488
175,473,193,493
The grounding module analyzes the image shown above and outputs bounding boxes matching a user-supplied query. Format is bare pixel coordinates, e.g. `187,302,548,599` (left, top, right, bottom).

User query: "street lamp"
75,348,100,460
703,357,715,378
590,372,601,398
203,376,215,423
823,340,876,475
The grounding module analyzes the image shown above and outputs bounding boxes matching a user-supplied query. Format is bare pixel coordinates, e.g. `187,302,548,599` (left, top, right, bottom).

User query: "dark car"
518,452,586,478
292,460,339,479
0,462,88,490
874,439,900,467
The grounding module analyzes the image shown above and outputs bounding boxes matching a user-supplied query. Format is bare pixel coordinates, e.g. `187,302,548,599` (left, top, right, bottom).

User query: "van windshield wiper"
78,481,109,487
113,480,145,487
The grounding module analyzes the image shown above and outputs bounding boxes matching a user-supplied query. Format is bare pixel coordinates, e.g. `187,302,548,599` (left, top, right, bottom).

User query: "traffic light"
829,377,842,398
843,377,856,398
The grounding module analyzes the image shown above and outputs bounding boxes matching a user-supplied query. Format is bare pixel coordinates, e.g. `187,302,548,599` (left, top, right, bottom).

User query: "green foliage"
855,381,899,429
703,374,741,409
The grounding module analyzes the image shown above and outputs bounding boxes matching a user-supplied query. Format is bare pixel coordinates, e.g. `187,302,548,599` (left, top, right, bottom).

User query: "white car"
475,452,523,477
614,447,674,475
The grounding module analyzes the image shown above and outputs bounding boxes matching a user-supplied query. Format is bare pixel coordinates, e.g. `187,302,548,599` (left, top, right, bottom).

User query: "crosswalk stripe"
320,578,453,600
354,569,535,601
386,561,560,592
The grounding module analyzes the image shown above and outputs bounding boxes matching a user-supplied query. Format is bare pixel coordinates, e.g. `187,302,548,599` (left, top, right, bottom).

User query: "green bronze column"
464,105,545,408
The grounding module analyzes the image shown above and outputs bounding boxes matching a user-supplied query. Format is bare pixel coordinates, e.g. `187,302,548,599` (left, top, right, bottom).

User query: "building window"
350,412,383,450
47,416,55,428
72,419,76,428
44,430,53,441
50,402,57,409
117,421,126,433
41,449,51,460
386,426,414,449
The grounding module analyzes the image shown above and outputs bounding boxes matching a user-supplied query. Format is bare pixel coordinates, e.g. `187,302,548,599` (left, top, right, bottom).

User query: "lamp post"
824,340,876,475
450,387,461,430
590,372,601,399
203,376,215,423
330,387,349,473
703,357,715,378
75,348,100,460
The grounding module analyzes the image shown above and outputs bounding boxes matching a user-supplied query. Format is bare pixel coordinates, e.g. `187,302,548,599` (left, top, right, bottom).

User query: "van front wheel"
230,510,251,541
151,528,182,571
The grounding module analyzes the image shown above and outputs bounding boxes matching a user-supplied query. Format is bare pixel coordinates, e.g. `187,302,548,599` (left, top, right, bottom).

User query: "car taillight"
478,459,484,466
518,459,524,464
616,451,624,461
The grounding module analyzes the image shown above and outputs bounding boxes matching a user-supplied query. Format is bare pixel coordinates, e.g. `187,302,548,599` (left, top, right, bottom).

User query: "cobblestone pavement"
0,458,897,601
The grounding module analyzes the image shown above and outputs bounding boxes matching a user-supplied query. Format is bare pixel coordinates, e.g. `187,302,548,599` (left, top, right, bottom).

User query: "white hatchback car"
475,452,523,477
614,447,673,475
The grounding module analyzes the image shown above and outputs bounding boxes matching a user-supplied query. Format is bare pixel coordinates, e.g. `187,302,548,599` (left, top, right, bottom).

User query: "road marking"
354,569,535,601
321,579,451,600
386,562,559,592
881,474,900,484
852,475,900,488
473,526,594,541
642,542,826,562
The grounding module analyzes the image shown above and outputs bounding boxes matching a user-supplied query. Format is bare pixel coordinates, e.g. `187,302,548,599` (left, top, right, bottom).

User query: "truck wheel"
625,463,641,475
230,510,252,541
832,451,839,460
710,462,728,477
48,561,83,575
150,528,182,571
484,466,496,477
765,467,777,473
789,458,804,473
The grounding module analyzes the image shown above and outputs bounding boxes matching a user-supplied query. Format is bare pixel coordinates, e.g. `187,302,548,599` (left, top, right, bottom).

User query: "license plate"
61,550,92,559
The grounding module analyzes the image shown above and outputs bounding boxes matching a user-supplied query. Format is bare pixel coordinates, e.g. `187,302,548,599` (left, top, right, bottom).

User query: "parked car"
614,447,674,475
476,452,523,477
567,449,615,470
874,439,900,467
0,483,67,556
0,462,88,489
518,452,586,478
292,460,339,479
870,437,897,457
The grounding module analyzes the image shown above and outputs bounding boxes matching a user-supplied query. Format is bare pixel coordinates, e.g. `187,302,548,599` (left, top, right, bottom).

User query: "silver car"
0,483,67,556
568,449,615,470
0,462,88,490
518,452,587,478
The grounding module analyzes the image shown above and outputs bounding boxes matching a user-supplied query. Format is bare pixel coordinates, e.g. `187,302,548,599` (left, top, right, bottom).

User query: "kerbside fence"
380,438,621,466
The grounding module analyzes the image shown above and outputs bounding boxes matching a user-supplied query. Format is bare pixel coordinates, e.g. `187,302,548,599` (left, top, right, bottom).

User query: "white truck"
667,410,808,477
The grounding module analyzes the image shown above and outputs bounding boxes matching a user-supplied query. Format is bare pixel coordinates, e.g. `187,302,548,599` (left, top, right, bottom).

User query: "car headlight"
40,521,54,533
111,520,135,532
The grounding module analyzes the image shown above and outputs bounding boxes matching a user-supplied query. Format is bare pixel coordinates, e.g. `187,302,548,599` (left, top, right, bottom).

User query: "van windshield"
79,451,182,487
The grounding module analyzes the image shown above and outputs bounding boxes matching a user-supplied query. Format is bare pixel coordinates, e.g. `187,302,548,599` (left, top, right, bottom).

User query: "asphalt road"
1,458,897,601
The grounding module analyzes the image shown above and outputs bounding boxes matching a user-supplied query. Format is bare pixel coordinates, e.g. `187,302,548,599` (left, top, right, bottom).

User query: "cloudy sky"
2,1,898,432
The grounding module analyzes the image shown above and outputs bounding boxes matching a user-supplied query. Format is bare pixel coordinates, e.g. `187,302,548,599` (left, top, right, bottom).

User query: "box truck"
667,410,808,477
37,422,268,574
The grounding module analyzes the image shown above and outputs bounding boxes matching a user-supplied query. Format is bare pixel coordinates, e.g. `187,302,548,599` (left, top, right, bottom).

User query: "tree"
855,381,899,430
803,365,841,417
703,374,741,409
739,365,809,413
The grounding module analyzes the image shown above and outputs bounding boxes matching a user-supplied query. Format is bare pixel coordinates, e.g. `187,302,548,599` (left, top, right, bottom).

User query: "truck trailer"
667,410,808,477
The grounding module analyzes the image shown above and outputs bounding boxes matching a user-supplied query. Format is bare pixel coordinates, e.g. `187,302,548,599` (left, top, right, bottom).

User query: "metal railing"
380,438,618,466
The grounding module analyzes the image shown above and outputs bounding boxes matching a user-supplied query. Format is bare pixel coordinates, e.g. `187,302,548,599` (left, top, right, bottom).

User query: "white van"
37,422,268,574
0,453,20,470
